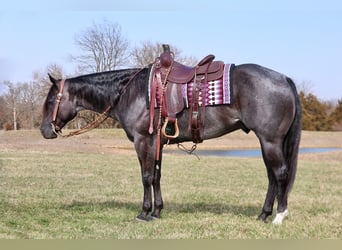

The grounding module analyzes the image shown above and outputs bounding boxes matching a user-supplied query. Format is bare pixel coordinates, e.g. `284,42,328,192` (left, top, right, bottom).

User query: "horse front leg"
151,148,164,219
135,136,158,222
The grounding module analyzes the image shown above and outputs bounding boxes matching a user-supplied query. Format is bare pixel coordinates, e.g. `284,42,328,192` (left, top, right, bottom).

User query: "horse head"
40,74,77,139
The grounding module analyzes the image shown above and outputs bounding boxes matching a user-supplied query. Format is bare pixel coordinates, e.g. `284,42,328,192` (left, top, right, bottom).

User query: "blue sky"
0,0,341,100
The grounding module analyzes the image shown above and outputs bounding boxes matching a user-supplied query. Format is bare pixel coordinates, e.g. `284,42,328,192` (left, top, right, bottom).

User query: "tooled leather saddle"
148,44,228,147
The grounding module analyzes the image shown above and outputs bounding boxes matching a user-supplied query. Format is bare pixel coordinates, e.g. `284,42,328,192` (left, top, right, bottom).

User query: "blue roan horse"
41,60,301,225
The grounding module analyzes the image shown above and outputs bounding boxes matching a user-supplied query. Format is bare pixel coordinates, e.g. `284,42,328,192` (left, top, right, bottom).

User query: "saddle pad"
149,63,234,109
183,63,233,107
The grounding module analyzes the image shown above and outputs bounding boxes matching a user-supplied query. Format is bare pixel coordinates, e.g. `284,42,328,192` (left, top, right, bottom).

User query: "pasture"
0,129,341,239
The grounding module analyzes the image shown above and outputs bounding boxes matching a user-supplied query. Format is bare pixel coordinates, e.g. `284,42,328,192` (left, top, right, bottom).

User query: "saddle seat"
161,54,224,84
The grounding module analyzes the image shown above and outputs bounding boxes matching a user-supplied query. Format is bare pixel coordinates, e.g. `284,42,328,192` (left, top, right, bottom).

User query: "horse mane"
66,68,142,108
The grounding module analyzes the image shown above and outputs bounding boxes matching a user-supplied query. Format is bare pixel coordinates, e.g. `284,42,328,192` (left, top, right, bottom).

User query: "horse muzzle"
40,123,59,139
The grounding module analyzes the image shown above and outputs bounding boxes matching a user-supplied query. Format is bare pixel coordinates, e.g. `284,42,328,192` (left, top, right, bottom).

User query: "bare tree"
72,20,130,73
0,95,7,129
69,21,130,129
19,81,42,128
4,81,21,130
296,80,314,95
130,41,198,67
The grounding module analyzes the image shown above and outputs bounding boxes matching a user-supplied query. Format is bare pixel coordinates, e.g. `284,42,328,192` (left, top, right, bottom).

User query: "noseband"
51,79,65,134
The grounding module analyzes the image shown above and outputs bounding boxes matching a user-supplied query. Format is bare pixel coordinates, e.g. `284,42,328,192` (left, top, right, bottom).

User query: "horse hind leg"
259,139,290,225
258,165,277,222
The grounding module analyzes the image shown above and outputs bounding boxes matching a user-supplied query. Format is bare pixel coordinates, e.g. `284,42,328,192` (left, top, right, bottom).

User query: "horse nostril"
40,124,58,139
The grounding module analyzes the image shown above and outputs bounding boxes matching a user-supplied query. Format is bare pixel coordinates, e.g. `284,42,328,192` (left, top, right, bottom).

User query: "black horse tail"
284,77,302,194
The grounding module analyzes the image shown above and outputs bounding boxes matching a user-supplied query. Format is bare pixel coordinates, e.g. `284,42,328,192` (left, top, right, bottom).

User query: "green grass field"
0,130,341,239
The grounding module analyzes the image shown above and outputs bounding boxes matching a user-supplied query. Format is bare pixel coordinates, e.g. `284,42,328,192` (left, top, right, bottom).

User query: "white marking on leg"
272,209,288,225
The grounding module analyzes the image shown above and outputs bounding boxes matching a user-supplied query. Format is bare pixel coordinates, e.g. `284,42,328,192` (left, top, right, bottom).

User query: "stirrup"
161,117,179,139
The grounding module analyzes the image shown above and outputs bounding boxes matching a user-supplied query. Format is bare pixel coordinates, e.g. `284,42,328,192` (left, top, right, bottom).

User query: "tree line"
0,20,341,131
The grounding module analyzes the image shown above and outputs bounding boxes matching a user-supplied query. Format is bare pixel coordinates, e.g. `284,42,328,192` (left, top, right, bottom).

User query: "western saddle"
149,44,225,158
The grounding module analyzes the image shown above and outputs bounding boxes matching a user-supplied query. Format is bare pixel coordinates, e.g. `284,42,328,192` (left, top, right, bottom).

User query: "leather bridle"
50,69,143,137
50,78,112,137
51,79,65,134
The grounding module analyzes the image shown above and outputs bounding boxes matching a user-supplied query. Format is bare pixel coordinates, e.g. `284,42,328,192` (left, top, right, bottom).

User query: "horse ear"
48,73,58,85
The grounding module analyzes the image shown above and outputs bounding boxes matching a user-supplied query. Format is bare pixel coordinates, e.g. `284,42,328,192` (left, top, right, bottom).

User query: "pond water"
166,147,342,158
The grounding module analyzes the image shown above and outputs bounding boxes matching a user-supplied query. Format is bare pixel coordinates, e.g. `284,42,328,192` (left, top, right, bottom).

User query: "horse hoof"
272,209,288,225
257,214,268,223
136,215,149,222
150,215,159,221
136,214,159,222
257,217,268,223
257,210,273,223
136,217,148,222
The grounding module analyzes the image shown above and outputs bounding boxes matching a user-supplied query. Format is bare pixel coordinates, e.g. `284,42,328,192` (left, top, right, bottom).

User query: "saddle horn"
160,44,173,68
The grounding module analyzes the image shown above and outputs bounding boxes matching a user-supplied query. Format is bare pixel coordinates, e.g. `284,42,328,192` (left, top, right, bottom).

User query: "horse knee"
142,172,153,186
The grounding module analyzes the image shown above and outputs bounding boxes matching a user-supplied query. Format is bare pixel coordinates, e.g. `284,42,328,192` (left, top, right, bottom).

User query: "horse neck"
70,82,112,114
68,69,139,114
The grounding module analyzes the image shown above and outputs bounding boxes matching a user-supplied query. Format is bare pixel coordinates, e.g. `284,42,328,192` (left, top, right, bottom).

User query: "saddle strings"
177,143,200,160
155,59,173,161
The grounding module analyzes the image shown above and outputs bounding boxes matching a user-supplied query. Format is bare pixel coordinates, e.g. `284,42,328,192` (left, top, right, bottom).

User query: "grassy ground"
0,129,341,239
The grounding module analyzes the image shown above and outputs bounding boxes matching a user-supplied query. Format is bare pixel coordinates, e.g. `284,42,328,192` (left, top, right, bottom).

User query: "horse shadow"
167,201,260,218
61,199,261,219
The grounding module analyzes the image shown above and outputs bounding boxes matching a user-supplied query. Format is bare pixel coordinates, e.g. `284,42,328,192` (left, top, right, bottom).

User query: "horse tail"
284,77,302,194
